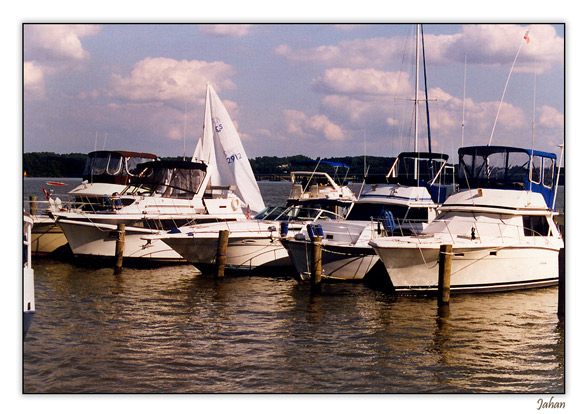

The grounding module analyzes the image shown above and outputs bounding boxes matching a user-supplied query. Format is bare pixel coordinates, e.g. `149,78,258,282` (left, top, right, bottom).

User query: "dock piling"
215,230,229,278
311,235,323,293
558,248,565,320
29,195,37,216
438,244,452,305
114,223,125,274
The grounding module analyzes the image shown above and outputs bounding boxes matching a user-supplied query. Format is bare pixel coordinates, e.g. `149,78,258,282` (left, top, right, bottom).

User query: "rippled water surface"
23,178,565,393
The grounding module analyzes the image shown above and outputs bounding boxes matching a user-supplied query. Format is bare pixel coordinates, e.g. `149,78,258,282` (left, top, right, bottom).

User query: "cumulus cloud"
283,109,345,141
24,24,100,62
199,24,255,38
24,61,46,100
538,105,564,129
24,24,101,101
313,68,411,96
109,57,236,104
276,24,563,74
275,37,405,68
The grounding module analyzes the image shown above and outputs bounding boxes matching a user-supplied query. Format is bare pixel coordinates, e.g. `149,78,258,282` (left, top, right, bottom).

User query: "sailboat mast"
421,24,432,153
414,24,420,179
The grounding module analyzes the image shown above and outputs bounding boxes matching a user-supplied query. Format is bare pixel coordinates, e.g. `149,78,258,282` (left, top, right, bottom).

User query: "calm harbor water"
22,178,565,394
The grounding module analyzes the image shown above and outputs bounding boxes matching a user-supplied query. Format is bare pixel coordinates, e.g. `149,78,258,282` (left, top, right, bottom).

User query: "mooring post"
114,223,125,274
311,235,323,293
215,230,229,278
29,195,37,216
558,247,565,319
438,244,453,305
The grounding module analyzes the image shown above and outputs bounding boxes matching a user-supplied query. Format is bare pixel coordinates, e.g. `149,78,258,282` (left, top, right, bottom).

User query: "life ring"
231,198,240,211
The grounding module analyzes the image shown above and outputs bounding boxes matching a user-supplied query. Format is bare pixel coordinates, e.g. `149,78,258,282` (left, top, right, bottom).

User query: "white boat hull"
162,234,291,273
282,238,379,280
57,220,184,262
372,243,560,293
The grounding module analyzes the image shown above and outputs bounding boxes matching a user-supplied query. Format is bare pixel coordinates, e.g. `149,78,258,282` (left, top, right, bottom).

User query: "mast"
414,24,420,179
421,24,432,153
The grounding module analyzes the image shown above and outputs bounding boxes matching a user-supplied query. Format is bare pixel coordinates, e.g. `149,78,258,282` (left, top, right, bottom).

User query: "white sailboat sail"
194,83,265,214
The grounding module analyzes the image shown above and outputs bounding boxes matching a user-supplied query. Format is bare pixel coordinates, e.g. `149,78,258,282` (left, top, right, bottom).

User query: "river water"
22,178,565,396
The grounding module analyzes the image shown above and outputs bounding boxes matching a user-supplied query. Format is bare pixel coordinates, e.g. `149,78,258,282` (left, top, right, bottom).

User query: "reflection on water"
24,258,564,393
22,178,564,393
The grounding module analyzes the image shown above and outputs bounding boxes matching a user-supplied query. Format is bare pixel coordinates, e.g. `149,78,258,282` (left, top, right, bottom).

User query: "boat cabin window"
531,155,542,184
543,157,555,188
506,152,529,184
523,215,550,237
107,153,123,175
127,156,158,176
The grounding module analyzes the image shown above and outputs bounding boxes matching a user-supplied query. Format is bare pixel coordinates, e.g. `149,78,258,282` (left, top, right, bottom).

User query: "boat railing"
416,216,559,247
24,192,77,215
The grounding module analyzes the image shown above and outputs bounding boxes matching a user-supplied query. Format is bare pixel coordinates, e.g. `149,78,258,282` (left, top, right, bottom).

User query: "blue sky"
23,23,564,162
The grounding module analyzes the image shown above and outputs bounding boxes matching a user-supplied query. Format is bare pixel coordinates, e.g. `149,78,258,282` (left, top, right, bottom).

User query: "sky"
23,22,564,162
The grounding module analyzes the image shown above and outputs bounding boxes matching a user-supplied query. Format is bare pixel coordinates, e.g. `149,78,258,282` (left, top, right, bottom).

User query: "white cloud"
24,61,46,100
24,24,100,62
199,24,255,38
276,24,563,74
448,24,563,74
313,68,411,96
275,37,404,68
24,25,101,101
109,57,236,103
538,105,564,129
283,109,345,141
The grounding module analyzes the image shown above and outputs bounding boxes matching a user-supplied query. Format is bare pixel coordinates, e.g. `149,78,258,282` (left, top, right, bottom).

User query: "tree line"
23,152,396,179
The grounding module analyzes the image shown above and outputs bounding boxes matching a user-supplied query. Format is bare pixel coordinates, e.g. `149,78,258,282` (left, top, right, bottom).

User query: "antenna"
461,55,467,147
183,101,187,160
488,28,531,146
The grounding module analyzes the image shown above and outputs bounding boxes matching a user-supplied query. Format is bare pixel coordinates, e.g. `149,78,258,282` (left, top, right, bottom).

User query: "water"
22,178,565,394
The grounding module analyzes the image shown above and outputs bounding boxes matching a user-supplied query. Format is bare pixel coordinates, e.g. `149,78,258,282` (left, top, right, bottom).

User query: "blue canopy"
458,146,558,209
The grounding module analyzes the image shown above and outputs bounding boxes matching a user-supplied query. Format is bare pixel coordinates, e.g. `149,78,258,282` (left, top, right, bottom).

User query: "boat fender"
471,227,476,240
231,198,240,211
111,192,122,210
280,222,289,237
169,228,181,234
307,224,324,238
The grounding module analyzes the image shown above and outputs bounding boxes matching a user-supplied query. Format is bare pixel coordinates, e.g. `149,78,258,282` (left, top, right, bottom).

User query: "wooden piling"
114,223,125,274
311,235,323,292
215,230,229,278
438,244,453,305
29,195,37,216
558,248,565,319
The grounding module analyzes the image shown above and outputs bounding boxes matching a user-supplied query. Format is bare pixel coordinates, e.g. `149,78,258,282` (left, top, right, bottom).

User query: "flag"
524,30,530,43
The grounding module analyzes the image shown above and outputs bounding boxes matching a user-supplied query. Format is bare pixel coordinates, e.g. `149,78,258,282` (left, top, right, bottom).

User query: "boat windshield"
393,154,448,183
346,202,428,224
254,206,287,220
126,161,207,198
275,200,352,221
83,151,158,180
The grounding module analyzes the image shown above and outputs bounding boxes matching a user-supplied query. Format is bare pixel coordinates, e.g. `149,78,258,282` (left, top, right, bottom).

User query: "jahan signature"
537,397,565,410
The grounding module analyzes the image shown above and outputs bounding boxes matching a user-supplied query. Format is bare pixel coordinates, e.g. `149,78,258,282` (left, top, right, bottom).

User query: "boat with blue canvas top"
281,151,456,281
369,145,563,294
